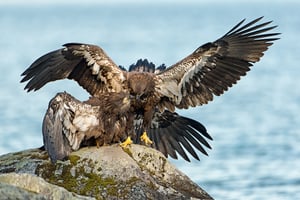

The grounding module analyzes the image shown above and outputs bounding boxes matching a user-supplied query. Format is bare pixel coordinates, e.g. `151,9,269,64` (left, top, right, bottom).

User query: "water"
0,1,300,199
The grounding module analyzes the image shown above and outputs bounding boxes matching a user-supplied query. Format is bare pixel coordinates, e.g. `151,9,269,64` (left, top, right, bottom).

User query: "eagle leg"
120,136,133,148
140,131,153,145
93,137,106,148
96,138,101,148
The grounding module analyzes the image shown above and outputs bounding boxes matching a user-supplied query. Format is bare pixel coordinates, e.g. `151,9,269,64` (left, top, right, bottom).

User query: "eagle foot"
140,131,153,145
120,136,133,148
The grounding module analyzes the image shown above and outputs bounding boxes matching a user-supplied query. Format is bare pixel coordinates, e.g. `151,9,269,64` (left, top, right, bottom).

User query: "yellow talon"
120,136,133,148
140,131,153,145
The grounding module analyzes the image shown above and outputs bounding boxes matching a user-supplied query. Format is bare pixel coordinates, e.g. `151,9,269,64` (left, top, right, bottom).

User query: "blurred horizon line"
1,0,298,6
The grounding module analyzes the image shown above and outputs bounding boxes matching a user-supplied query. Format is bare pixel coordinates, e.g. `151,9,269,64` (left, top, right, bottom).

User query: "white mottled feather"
91,63,100,75
72,113,99,132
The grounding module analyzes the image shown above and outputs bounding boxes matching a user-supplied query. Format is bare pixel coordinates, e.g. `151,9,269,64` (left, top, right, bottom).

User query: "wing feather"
43,92,103,163
21,43,126,95
42,93,74,163
163,126,191,161
168,118,208,158
155,17,280,109
146,110,212,161
159,129,181,159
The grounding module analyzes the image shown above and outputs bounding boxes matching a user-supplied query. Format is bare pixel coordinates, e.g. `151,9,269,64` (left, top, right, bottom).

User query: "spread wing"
155,17,280,110
21,43,126,96
133,110,212,162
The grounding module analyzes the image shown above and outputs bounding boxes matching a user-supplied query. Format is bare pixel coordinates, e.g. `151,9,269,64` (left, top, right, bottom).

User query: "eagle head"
127,72,155,103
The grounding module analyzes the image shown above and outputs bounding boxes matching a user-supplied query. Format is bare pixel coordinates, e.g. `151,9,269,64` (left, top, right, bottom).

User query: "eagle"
42,89,211,163
21,17,279,163
42,92,130,162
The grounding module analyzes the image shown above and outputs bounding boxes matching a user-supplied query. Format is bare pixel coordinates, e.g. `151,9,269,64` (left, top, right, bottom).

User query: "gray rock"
0,144,213,200
0,181,46,200
0,173,93,200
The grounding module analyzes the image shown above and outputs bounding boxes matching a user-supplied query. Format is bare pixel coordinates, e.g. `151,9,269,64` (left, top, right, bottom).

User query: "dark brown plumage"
43,92,131,162
21,17,279,162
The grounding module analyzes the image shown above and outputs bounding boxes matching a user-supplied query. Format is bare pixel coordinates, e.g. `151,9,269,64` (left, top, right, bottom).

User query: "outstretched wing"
133,110,212,162
21,43,126,96
155,17,280,110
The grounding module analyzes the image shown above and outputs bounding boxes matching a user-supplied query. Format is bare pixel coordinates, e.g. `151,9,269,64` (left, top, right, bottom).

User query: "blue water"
0,2,299,199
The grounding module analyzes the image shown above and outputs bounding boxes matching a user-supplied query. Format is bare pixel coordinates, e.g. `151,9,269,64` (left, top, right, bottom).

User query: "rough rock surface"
0,173,93,200
0,144,212,200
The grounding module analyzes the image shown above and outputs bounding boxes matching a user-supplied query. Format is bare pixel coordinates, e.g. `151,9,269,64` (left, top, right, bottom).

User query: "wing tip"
128,59,166,73
224,16,279,38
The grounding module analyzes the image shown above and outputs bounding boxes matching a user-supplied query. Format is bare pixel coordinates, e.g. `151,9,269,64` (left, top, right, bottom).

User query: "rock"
0,173,93,200
0,144,212,200
0,181,46,200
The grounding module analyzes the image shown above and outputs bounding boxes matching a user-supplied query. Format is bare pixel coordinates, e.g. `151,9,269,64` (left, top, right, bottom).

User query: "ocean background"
0,0,299,199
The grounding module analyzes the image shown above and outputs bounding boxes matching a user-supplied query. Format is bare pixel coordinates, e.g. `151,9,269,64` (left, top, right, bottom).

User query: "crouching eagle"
21,17,279,162
43,90,211,163
42,92,130,162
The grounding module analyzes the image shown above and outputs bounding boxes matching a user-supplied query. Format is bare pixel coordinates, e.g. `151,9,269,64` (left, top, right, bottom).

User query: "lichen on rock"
0,145,213,200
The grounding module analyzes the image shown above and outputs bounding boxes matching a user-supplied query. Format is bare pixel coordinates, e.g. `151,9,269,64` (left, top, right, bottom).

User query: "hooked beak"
130,94,142,101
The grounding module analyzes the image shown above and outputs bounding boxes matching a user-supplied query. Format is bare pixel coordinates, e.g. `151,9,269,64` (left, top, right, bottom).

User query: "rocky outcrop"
0,173,93,200
0,144,212,200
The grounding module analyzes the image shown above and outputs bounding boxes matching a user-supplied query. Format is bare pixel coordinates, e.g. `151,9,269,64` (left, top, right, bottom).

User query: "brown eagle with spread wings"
21,17,279,163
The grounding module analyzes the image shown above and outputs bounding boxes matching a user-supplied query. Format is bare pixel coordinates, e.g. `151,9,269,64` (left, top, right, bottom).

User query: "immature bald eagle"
43,89,211,163
42,92,131,162
21,17,279,162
